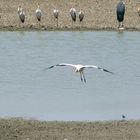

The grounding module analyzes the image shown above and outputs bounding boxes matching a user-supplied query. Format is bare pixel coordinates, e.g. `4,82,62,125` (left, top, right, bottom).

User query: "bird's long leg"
72,20,73,28
80,72,83,82
82,71,86,83
56,18,58,28
38,20,40,28
118,22,120,28
18,17,21,28
122,22,124,27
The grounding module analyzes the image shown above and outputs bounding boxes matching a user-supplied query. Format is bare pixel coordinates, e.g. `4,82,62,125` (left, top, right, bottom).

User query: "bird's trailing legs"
80,72,86,83
82,71,86,83
80,72,83,82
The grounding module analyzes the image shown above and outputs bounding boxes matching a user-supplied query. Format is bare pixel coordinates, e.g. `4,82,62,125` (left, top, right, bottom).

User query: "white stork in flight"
45,63,113,83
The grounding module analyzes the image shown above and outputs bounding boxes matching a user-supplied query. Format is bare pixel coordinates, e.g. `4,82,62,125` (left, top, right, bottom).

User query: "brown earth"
0,118,140,140
0,0,140,31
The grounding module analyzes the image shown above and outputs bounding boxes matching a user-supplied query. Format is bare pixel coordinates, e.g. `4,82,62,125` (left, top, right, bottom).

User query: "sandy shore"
0,0,140,31
0,118,140,140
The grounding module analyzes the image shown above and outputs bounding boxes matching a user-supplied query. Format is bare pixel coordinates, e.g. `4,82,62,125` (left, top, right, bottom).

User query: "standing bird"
18,6,22,26
19,8,25,26
70,8,76,23
78,10,84,22
35,5,42,25
116,0,125,28
44,63,113,83
138,7,140,16
53,9,59,27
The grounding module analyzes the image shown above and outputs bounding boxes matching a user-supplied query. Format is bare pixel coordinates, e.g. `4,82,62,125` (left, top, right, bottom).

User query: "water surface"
0,31,140,121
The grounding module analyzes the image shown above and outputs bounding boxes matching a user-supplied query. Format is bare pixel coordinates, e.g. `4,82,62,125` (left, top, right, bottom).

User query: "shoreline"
0,0,140,31
1,26,140,31
0,118,140,140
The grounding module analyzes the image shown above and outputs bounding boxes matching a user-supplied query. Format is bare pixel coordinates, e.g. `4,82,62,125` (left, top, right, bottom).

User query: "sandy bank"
0,118,140,140
0,0,140,31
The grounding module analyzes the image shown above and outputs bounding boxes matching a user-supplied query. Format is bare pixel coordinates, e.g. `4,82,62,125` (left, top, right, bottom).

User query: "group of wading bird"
17,0,130,28
18,5,84,27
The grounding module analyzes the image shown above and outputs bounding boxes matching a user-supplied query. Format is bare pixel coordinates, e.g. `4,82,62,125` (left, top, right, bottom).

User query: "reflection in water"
0,31,140,121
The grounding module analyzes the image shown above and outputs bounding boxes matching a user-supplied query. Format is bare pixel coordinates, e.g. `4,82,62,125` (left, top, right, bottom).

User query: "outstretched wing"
44,63,76,70
84,65,113,74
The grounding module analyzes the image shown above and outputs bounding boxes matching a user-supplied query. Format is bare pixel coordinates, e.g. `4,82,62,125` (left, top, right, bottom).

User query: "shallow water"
0,31,140,121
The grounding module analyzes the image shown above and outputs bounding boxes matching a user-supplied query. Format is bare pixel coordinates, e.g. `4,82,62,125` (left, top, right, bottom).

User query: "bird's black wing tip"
43,65,55,71
103,69,114,74
48,65,55,69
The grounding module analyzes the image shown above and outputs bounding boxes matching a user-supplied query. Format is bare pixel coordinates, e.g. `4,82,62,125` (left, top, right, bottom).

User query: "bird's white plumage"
53,9,59,27
53,9,59,18
70,8,76,13
18,6,22,15
45,63,113,83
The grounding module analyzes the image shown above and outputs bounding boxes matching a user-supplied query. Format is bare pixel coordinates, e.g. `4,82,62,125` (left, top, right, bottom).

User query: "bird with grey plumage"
70,7,76,26
116,0,125,28
35,5,42,26
18,8,25,27
17,5,25,27
78,10,84,22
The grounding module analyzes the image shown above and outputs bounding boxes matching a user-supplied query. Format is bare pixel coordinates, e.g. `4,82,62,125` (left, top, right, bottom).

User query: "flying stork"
45,63,113,83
